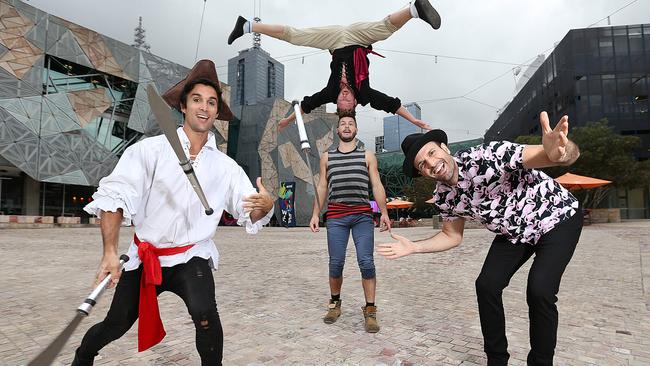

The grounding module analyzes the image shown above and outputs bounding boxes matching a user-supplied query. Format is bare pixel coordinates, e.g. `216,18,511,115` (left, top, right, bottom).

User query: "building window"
632,76,648,115
599,40,613,55
267,61,276,98
629,26,643,53
43,55,135,100
41,55,140,155
237,59,245,105
375,136,384,153
617,77,633,116
545,59,555,85
621,129,650,135
602,75,617,115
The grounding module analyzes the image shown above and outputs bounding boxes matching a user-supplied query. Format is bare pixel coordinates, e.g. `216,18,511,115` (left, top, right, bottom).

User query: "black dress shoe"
228,16,248,45
414,0,441,30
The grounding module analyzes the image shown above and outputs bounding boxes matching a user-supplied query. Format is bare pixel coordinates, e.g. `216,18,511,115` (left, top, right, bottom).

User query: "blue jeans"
326,214,375,279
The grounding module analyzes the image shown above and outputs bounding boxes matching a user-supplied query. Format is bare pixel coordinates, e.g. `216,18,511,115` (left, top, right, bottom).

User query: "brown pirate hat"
162,59,233,121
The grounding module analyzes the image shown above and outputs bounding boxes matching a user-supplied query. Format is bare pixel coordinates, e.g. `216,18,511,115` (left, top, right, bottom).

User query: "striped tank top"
327,147,370,205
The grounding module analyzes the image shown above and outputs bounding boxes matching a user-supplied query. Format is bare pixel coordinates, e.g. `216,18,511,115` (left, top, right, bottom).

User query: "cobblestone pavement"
1,222,649,365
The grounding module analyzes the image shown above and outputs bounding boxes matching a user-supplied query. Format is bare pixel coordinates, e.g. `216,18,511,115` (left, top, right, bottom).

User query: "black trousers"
475,210,583,366
73,257,223,366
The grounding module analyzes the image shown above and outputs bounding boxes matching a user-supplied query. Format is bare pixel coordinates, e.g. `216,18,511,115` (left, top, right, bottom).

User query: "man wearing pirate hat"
378,112,584,365
72,60,274,366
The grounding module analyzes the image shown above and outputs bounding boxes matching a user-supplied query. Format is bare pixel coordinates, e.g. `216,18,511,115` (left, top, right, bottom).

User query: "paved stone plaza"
1,222,649,365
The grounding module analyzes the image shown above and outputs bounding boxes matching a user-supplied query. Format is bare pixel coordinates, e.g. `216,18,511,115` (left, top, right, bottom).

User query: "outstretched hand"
413,118,432,131
376,232,417,259
278,117,292,132
540,111,570,163
243,177,274,215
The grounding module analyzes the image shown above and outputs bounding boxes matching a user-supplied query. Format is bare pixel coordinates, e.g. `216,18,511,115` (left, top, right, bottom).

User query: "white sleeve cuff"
84,195,134,226
237,208,273,234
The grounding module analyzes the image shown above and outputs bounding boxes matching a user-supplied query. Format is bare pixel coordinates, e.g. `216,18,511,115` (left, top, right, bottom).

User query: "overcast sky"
26,0,650,147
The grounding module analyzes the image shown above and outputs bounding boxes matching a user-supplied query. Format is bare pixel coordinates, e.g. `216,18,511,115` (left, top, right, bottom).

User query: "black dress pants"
475,210,583,366
72,257,223,366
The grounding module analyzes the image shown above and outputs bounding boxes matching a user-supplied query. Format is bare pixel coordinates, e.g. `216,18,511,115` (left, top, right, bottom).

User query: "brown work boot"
362,305,380,333
323,300,341,324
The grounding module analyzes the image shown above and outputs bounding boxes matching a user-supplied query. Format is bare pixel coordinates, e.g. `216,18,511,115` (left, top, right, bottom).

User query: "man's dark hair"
179,77,222,110
336,108,356,124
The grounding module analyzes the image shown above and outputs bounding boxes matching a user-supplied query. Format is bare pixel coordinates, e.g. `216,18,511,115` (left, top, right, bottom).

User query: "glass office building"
382,102,423,152
487,24,650,157
486,23,650,218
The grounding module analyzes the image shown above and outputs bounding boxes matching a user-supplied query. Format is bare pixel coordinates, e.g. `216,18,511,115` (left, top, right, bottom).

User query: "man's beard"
338,131,356,143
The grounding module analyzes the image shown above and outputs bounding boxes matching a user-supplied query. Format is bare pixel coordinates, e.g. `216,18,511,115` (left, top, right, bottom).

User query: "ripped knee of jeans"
195,267,204,278
200,316,210,330
193,311,219,332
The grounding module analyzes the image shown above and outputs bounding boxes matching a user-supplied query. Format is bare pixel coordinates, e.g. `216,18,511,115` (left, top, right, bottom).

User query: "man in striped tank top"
310,111,391,333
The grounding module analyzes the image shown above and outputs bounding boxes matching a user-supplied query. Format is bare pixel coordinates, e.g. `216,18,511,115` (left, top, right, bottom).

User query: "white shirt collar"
177,126,217,151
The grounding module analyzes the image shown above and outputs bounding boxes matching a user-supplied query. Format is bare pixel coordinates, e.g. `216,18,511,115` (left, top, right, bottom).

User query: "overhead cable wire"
193,0,207,63
588,0,639,27
211,0,642,117
374,48,534,67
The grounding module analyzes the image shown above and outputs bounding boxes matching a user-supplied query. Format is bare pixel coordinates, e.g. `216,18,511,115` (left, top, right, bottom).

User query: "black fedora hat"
401,129,448,177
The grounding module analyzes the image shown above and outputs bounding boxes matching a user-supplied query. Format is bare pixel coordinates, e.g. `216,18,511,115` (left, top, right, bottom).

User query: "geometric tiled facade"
0,2,41,79
0,0,338,225
61,19,133,81
0,0,194,186
66,88,111,127
282,114,339,226
226,98,338,226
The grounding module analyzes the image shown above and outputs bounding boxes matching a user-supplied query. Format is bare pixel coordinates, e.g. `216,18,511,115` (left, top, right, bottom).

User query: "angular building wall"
0,0,338,223
226,44,340,226
0,0,190,186
276,105,338,226
236,100,338,226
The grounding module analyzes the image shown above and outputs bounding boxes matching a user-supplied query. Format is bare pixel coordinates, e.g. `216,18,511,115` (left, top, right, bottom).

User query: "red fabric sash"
134,234,194,351
326,202,373,219
352,48,385,91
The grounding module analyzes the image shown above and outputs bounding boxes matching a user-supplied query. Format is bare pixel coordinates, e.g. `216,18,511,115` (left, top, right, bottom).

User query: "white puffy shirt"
84,127,272,271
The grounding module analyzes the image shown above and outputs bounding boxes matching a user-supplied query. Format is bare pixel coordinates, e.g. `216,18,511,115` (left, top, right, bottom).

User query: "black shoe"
228,16,248,45
71,348,94,366
414,0,441,30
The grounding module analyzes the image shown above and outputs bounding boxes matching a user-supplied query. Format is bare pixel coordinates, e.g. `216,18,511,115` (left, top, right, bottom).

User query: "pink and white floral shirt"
433,141,579,244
